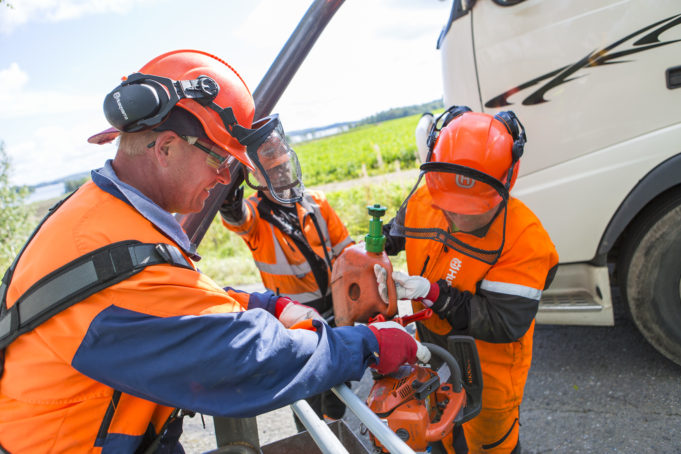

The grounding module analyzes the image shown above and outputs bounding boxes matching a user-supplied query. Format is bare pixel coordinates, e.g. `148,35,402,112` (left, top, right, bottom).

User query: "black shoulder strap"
0,193,193,354
0,240,193,351
256,196,331,299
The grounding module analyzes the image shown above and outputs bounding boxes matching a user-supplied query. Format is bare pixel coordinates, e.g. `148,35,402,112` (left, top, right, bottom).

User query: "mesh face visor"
391,162,510,265
240,115,304,204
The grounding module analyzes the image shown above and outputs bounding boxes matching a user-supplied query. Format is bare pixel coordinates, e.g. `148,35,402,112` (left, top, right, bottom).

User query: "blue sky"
0,0,450,187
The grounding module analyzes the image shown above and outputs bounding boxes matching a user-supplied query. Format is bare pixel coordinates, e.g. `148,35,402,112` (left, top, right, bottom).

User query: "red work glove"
368,321,431,374
275,297,326,329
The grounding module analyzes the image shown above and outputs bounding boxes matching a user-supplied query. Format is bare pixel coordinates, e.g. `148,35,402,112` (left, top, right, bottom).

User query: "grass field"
294,114,422,186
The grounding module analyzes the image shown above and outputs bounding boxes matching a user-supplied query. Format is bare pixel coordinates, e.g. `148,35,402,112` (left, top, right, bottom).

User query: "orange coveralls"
399,186,558,453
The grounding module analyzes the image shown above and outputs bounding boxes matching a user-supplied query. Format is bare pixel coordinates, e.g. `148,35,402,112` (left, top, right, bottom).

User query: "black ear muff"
103,79,171,133
494,110,526,163
426,104,473,161
102,73,223,134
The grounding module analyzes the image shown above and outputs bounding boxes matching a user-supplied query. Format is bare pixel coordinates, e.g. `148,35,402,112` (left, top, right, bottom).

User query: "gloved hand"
219,166,246,223
374,265,436,305
368,321,431,374
275,297,326,328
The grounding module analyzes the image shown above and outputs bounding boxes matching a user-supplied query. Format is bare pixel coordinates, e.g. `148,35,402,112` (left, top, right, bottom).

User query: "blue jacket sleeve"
72,305,378,417
224,286,279,314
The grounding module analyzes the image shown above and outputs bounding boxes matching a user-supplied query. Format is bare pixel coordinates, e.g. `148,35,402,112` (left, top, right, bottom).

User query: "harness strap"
0,240,193,350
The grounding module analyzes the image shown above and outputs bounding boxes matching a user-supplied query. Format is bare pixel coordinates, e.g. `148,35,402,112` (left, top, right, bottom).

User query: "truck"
432,0,681,365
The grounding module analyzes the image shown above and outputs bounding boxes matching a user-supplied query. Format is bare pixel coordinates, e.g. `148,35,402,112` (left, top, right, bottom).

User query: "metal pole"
201,1,345,448
332,383,415,454
177,0,345,250
290,399,350,454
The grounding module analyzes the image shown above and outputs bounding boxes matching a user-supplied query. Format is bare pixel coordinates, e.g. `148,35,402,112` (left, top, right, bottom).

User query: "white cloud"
0,0,161,34
0,62,101,119
269,0,447,130
7,118,115,186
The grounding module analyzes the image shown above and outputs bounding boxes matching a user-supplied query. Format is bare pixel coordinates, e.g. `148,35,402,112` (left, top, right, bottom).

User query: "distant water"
25,183,66,204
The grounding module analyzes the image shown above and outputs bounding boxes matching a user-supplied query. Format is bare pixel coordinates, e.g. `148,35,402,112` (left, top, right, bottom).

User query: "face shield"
391,162,510,265
240,115,304,204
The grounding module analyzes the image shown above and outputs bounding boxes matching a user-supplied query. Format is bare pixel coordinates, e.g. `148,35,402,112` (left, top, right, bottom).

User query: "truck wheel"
618,191,681,366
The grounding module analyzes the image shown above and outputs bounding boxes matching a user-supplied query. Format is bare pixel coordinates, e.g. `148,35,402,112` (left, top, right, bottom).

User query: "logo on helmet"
456,175,475,189
112,92,128,121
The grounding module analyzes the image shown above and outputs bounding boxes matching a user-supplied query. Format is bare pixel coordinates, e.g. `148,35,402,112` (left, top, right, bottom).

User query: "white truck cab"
434,0,681,365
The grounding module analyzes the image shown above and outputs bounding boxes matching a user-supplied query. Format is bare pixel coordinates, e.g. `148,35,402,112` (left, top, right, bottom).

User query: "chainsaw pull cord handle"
422,342,463,393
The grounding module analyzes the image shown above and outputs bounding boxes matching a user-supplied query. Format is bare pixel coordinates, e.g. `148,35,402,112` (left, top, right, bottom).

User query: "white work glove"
368,321,431,374
275,297,326,329
374,264,433,304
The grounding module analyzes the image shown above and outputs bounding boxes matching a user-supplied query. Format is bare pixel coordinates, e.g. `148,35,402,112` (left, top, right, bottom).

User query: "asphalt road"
181,297,681,454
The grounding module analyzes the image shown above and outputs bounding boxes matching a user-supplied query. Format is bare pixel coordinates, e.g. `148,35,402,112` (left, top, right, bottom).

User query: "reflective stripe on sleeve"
331,236,353,257
479,279,542,301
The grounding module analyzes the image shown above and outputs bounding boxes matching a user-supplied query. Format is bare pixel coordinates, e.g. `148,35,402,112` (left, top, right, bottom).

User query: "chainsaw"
364,310,483,453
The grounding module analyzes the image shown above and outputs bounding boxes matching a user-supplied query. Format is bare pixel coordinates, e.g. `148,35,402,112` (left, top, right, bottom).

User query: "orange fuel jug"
331,204,398,326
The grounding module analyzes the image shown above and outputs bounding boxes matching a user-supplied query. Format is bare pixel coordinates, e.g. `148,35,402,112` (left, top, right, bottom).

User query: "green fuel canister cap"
365,204,387,253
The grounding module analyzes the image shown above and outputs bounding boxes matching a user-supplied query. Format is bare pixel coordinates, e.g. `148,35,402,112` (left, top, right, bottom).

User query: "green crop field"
295,114,422,186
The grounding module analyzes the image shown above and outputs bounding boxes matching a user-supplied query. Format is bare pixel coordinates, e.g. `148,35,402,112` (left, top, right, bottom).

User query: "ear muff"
103,79,169,132
493,110,526,163
493,110,527,190
425,104,473,161
102,73,220,133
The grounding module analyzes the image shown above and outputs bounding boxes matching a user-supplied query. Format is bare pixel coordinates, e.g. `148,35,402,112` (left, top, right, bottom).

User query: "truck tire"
618,190,681,366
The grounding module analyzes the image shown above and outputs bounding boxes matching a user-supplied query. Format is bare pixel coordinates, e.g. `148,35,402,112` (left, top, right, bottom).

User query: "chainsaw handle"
421,342,463,393
425,387,466,443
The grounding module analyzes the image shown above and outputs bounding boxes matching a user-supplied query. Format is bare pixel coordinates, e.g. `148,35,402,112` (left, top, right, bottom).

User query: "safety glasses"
180,135,235,175
147,135,236,182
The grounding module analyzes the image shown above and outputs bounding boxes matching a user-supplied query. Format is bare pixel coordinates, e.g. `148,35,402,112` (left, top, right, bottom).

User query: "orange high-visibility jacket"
0,166,377,453
401,185,558,453
222,190,354,310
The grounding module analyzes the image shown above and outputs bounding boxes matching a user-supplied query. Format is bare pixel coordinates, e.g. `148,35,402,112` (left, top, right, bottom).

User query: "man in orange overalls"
219,135,354,426
376,106,559,454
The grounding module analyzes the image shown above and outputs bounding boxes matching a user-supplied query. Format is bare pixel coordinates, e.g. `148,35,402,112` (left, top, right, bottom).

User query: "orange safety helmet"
91,50,256,170
140,50,254,168
425,110,522,215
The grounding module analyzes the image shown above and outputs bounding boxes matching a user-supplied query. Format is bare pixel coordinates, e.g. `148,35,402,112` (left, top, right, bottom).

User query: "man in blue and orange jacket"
0,50,429,453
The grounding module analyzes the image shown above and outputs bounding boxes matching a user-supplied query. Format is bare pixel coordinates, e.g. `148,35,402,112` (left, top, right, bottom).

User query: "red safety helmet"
425,111,519,215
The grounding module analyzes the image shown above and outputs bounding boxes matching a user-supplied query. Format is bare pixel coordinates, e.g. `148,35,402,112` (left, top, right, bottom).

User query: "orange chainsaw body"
366,364,466,453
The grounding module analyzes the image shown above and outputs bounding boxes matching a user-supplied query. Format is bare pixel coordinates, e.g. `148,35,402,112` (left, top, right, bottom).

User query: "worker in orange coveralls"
376,106,559,454
219,133,354,428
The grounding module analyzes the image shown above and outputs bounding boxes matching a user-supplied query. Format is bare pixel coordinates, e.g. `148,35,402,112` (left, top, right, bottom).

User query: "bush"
0,142,31,272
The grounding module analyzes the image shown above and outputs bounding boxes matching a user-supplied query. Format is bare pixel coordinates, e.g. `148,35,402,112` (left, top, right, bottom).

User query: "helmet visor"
241,115,304,204
423,162,505,215
391,167,509,265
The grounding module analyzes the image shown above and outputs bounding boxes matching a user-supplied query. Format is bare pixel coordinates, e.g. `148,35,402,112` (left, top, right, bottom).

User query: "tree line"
355,99,444,126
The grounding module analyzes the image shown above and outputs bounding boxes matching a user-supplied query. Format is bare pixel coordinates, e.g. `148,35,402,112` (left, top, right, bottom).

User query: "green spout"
365,204,387,253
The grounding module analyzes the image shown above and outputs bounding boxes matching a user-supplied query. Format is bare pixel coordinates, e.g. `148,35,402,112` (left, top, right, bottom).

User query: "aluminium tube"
178,0,345,249
332,383,415,454
290,399,350,454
